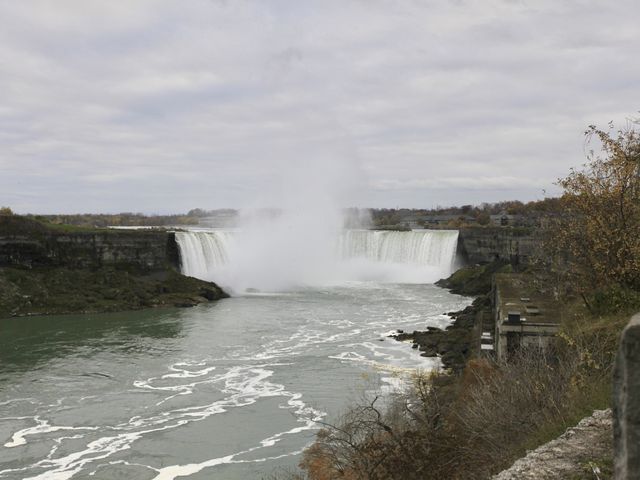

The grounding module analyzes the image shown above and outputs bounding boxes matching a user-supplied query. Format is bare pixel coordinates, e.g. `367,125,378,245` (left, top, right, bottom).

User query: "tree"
551,121,640,291
0,206,13,216
476,212,491,225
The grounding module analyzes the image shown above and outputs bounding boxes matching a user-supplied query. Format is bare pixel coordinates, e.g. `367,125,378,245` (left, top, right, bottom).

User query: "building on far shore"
489,210,528,226
493,273,561,361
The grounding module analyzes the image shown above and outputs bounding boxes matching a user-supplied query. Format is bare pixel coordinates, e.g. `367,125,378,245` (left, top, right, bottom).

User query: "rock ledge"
493,409,612,480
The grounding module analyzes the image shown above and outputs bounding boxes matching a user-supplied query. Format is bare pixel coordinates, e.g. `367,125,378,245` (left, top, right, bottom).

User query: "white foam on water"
149,393,324,480
3,417,98,448
0,398,36,407
0,362,325,480
132,362,221,405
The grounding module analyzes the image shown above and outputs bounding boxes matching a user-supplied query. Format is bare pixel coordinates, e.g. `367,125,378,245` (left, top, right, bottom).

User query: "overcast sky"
1,0,638,214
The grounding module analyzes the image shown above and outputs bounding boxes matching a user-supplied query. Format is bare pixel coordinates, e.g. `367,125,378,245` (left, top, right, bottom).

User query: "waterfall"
175,229,459,290
175,231,233,279
336,230,458,266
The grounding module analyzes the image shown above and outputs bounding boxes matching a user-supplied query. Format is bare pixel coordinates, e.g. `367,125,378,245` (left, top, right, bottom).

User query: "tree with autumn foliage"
549,121,640,296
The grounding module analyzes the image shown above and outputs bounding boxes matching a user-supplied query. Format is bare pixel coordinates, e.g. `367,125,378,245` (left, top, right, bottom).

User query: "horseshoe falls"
175,229,459,292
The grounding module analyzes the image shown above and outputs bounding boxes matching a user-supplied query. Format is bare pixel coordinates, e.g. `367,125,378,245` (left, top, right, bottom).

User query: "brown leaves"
550,122,640,291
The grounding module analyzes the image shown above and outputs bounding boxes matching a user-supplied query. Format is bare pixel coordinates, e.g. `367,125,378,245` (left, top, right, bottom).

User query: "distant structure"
409,214,477,228
490,211,516,226
493,273,561,361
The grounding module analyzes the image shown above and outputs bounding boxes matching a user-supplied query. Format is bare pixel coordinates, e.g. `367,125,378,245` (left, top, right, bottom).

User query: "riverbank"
391,295,488,373
299,261,617,479
0,266,228,318
390,261,503,372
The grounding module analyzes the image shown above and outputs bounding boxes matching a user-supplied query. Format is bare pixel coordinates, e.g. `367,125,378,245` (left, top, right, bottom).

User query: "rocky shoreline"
391,295,488,373
390,261,501,373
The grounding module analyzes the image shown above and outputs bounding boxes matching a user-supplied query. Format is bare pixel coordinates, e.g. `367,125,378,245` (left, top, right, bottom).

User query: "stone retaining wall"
614,313,640,479
492,409,612,479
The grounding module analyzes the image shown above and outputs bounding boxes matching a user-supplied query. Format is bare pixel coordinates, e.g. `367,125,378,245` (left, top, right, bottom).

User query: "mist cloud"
0,0,638,213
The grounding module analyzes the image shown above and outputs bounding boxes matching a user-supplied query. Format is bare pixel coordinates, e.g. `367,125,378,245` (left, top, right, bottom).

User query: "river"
0,230,470,479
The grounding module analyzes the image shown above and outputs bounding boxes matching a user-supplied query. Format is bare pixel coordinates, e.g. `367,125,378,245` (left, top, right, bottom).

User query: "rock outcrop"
0,216,180,271
391,295,489,373
492,409,613,480
0,216,228,318
457,227,538,265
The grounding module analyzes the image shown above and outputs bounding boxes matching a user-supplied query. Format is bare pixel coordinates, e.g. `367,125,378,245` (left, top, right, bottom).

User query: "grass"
40,222,109,233
520,379,611,454
437,259,512,295
1,214,172,235
570,458,614,480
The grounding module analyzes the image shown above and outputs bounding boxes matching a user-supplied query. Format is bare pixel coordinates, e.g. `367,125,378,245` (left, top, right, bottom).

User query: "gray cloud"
0,0,638,213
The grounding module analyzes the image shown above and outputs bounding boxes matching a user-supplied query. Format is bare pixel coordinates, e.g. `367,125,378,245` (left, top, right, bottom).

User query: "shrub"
296,334,614,480
550,122,640,291
588,285,640,315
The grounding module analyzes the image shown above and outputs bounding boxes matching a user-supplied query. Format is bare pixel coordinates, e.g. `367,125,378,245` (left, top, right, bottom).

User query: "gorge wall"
457,227,538,266
0,216,180,271
1,217,540,275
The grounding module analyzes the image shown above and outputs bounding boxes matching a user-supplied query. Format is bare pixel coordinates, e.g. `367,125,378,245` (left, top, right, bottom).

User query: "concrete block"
614,313,640,479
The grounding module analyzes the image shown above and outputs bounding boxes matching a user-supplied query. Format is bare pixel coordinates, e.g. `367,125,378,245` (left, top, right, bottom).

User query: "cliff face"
457,227,538,265
2,219,540,271
0,217,228,318
0,216,180,271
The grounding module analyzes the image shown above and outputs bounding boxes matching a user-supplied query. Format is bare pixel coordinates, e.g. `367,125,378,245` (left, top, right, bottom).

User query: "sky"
0,0,639,214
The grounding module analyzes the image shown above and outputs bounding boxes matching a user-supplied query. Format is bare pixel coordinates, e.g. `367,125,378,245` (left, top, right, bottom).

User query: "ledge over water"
0,216,228,318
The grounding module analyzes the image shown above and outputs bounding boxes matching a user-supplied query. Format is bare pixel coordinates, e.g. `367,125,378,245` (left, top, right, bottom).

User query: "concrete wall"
0,219,180,271
458,227,538,265
613,313,640,479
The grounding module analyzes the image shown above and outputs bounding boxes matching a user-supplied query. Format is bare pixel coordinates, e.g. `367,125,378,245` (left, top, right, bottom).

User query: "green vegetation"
436,260,512,295
1,214,184,236
546,122,640,294
571,458,614,480
369,197,563,229
1,214,116,235
26,212,200,228
0,214,228,318
370,224,412,231
0,266,228,318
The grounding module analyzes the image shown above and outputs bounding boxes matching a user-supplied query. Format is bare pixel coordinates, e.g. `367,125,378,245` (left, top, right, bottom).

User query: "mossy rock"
437,260,512,296
0,266,228,318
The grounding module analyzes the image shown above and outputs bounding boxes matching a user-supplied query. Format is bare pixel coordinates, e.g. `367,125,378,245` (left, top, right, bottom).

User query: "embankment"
0,216,227,318
392,260,500,373
392,295,490,372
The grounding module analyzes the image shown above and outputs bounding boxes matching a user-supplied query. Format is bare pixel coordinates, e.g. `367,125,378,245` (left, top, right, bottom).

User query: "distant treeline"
369,197,563,228
7,199,563,229
24,213,200,228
